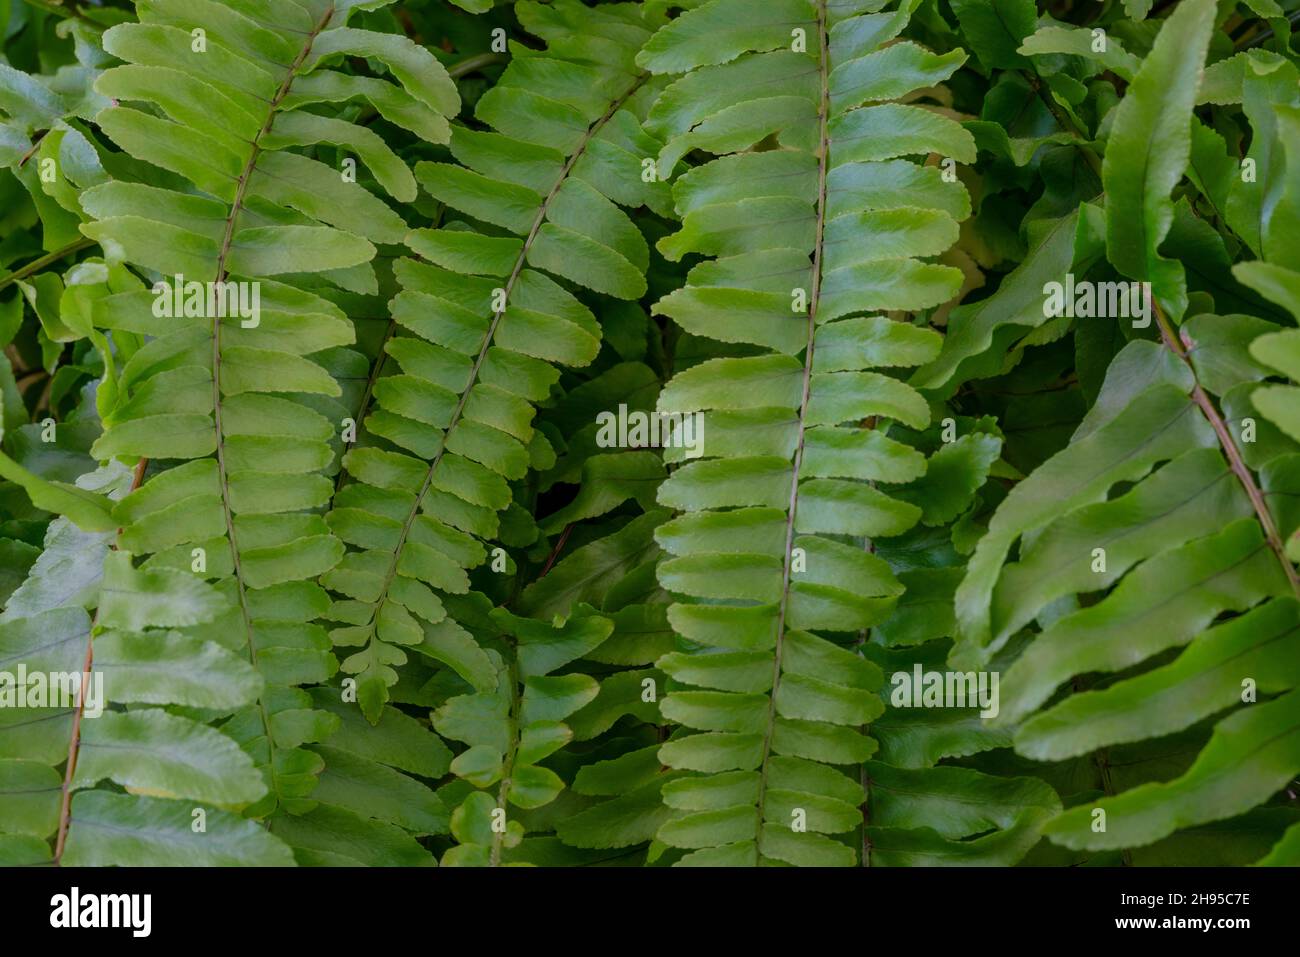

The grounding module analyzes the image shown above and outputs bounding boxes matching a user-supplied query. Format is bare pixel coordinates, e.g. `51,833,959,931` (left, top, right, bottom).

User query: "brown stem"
536,523,575,580
15,370,47,393
1025,73,1104,178
53,457,149,865
16,130,49,168
51,626,95,865
1153,302,1300,598
752,0,833,857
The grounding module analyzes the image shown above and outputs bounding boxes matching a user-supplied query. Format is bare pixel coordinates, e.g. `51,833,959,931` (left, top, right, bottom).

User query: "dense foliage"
0,0,1298,867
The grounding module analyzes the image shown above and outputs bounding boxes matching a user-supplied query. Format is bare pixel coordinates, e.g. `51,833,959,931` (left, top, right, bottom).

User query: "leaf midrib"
1152,307,1300,600
207,2,339,800
753,0,832,862
489,651,520,867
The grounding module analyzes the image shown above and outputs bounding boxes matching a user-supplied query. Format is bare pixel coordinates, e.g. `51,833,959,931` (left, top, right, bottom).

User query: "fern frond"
324,0,667,721
430,606,614,865
638,0,973,866
519,509,674,858
76,0,460,830
952,336,1300,854
0,512,294,865
950,0,1300,861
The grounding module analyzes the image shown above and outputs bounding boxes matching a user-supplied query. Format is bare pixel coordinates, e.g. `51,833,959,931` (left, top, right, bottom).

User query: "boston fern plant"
0,0,1297,870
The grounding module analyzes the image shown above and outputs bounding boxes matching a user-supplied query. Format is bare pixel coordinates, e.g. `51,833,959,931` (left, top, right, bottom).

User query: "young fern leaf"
80,0,459,815
324,0,667,721
433,607,613,866
639,0,973,866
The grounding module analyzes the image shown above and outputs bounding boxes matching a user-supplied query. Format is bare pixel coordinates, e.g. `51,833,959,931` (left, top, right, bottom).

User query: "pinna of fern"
426,404,672,865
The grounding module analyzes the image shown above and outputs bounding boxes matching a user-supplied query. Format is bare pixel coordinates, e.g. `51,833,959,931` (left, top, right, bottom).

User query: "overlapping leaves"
949,0,1300,862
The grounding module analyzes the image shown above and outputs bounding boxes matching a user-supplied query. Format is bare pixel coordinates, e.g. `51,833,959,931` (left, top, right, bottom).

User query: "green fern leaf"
639,0,972,866
325,0,666,721
433,608,612,866
73,0,460,832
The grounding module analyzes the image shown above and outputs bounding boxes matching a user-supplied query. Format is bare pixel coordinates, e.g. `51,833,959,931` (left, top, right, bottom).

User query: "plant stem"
0,237,95,293
1236,11,1300,50
536,523,575,580
207,2,337,808
53,457,149,865
753,0,833,859
1153,302,1300,599
52,622,95,865
1025,72,1104,178
448,52,507,79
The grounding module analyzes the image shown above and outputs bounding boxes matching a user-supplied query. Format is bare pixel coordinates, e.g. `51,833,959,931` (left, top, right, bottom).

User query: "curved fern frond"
950,0,1300,862
324,0,668,721
80,0,459,817
957,336,1300,856
638,0,974,866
